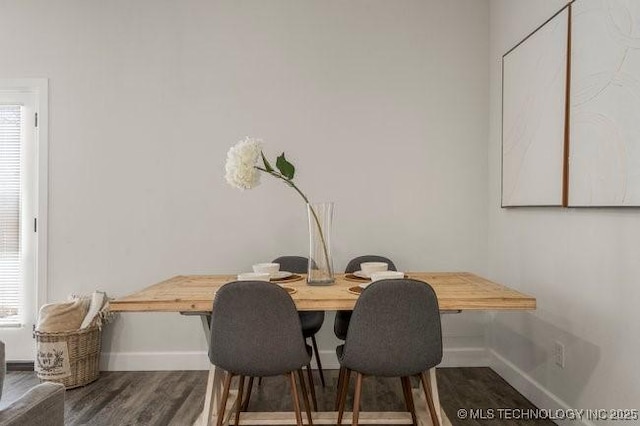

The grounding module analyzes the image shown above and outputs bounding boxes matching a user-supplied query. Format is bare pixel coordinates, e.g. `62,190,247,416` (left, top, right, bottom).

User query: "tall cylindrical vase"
307,202,335,285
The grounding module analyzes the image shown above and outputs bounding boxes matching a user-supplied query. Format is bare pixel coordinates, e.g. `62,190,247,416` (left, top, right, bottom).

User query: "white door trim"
0,78,48,360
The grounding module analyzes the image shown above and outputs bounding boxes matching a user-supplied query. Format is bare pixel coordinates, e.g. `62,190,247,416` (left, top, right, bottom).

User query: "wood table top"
109,272,536,312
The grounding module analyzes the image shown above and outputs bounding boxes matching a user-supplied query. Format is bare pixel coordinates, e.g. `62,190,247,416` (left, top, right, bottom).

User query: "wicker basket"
34,325,102,389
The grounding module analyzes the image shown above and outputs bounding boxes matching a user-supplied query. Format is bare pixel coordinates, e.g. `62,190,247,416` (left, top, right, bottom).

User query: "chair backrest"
209,281,310,376
345,255,397,273
340,279,442,377
271,256,309,274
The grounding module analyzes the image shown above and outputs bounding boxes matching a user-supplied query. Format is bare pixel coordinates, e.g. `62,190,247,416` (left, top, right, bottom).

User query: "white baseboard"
100,351,210,371
489,349,595,426
441,346,490,367
316,346,489,370
101,346,488,372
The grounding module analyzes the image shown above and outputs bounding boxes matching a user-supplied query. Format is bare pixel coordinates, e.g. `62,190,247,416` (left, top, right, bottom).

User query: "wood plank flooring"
1,368,555,426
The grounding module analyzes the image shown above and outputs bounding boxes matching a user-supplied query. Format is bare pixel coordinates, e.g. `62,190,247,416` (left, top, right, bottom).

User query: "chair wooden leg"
310,335,325,387
352,373,364,426
305,364,318,411
334,366,346,410
234,375,245,426
216,372,234,426
289,372,303,426
426,369,443,426
401,377,417,426
337,368,351,426
297,369,314,425
420,371,440,426
242,376,254,411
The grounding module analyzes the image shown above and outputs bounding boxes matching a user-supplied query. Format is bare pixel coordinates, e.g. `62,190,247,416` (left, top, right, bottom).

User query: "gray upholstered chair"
273,256,326,387
245,256,321,411
0,341,65,426
334,255,397,341
209,281,313,426
335,279,442,426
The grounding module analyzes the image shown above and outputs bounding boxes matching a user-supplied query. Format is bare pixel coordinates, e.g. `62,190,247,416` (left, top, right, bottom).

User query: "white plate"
353,270,372,279
358,283,370,289
370,271,405,282
270,271,293,280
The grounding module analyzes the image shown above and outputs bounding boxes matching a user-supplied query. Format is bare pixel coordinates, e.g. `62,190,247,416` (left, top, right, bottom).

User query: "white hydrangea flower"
222,138,330,280
224,137,263,190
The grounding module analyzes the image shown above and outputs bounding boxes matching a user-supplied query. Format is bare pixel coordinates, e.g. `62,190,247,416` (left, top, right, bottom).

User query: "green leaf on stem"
276,153,295,180
261,151,274,173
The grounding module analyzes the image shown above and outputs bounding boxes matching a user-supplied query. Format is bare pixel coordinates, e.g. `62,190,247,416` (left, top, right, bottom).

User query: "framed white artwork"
569,0,640,206
502,6,571,207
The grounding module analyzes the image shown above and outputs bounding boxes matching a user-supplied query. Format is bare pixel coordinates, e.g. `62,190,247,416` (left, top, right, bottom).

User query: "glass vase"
307,202,335,285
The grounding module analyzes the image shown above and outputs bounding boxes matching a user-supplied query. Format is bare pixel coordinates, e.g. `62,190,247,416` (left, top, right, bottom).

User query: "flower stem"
256,166,332,278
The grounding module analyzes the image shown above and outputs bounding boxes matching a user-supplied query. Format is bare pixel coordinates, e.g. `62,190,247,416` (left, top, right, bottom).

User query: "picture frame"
501,5,571,207
568,0,640,207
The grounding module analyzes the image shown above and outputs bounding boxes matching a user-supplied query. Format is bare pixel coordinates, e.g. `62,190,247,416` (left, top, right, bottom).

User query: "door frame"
0,79,48,361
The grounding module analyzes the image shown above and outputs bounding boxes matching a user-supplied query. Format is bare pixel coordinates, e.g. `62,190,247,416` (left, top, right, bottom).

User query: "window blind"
0,105,23,326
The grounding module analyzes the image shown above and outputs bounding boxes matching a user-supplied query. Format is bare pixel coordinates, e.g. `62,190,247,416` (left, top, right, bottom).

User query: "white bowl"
252,263,280,275
370,271,404,282
237,272,271,282
360,262,389,276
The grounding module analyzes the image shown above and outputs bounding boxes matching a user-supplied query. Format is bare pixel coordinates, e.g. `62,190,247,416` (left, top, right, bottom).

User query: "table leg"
193,313,222,426
194,365,224,426
200,314,211,347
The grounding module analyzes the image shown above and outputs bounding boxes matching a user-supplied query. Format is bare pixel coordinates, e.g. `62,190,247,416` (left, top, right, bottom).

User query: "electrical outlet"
554,341,565,368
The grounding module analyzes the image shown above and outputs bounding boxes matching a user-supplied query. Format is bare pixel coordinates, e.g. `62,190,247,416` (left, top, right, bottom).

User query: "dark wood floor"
2,368,555,426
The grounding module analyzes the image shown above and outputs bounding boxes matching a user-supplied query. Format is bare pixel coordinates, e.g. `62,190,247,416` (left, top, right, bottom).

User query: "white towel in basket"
80,291,106,329
36,299,90,333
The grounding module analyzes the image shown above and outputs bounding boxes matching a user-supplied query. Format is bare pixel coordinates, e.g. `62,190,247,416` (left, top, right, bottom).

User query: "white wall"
0,0,490,369
488,1,640,424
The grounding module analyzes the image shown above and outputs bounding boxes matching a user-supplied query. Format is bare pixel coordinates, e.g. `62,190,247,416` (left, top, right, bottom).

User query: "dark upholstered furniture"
209,281,314,426
335,279,443,426
273,256,326,387
245,256,321,411
334,255,397,341
0,341,65,426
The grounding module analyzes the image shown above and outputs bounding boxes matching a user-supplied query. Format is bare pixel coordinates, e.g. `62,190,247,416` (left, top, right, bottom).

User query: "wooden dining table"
110,272,535,426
